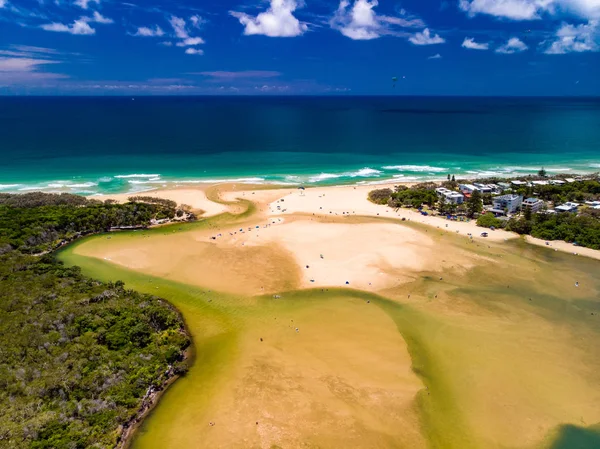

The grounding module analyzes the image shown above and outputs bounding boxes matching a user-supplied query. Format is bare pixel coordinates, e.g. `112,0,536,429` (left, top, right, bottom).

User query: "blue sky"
0,0,598,95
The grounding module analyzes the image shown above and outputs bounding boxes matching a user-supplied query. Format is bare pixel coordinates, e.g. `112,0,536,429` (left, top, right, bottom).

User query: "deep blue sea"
1,96,599,195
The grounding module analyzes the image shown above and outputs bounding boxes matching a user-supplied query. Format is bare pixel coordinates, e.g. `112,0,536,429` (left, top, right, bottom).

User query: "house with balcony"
492,194,523,214
523,198,545,213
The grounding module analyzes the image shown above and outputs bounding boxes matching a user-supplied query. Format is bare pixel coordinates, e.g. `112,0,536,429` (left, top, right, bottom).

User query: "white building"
523,198,545,213
555,202,579,213
459,184,477,194
493,194,523,214
473,183,495,193
511,180,527,187
585,201,600,207
436,187,465,204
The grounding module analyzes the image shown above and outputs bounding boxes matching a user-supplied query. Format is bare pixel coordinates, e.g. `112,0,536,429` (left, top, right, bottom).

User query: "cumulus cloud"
40,12,112,35
230,0,307,37
459,0,600,21
176,37,205,47
74,0,100,10
496,37,529,53
331,0,380,40
90,11,113,24
134,26,165,37
169,15,190,39
459,0,551,20
462,37,490,49
185,48,204,55
331,0,425,40
41,19,96,35
0,0,6,8
409,28,445,45
166,16,206,53
544,20,599,53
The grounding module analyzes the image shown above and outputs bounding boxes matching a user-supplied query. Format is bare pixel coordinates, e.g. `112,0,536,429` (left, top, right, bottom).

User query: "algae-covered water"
58,215,600,449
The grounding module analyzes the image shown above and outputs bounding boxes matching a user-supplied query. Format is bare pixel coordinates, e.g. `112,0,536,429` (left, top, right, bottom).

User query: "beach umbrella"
298,186,305,195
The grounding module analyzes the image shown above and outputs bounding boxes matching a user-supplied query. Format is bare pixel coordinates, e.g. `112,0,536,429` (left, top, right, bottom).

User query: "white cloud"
41,19,95,35
562,0,600,20
459,0,553,20
331,0,424,40
0,57,58,72
496,37,529,53
74,0,100,10
544,20,599,53
0,56,66,85
90,11,113,24
176,37,205,47
462,37,490,49
409,28,445,45
331,0,380,40
190,15,205,29
169,15,190,39
230,0,307,37
0,0,6,8
459,0,600,21
428,53,442,59
134,26,165,37
185,48,204,55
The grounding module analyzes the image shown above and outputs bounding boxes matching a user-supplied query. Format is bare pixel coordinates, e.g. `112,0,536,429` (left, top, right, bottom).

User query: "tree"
538,167,547,178
438,195,447,214
447,174,451,181
467,190,483,218
523,205,532,221
451,175,456,182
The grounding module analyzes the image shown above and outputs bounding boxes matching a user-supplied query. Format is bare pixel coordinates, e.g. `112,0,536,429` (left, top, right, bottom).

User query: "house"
531,180,549,186
565,178,576,183
459,184,477,194
523,198,545,213
585,201,600,207
594,205,600,210
473,183,493,193
511,180,527,187
493,194,523,214
550,180,565,185
555,202,579,213
436,187,464,204
498,182,511,190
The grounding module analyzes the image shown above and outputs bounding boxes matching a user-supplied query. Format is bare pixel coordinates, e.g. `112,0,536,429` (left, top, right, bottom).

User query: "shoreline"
2,164,599,197
92,182,600,262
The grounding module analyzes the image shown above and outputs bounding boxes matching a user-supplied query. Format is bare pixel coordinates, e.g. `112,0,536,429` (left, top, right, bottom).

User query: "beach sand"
67,182,600,449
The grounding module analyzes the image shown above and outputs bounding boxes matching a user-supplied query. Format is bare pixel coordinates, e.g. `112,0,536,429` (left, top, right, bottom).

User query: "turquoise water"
1,96,599,195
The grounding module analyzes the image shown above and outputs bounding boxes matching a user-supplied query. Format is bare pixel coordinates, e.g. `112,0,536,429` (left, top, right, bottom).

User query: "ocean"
1,96,599,195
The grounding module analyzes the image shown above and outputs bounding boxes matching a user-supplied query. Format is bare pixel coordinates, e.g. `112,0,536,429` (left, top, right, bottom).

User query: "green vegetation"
476,213,504,229
0,193,190,448
0,193,190,254
369,183,438,209
507,209,600,249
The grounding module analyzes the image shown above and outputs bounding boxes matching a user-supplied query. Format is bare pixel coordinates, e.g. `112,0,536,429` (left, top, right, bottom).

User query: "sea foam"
382,165,447,173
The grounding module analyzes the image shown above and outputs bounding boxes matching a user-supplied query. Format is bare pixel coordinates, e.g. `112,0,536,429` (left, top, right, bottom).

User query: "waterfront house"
436,187,465,204
523,198,545,213
493,194,523,214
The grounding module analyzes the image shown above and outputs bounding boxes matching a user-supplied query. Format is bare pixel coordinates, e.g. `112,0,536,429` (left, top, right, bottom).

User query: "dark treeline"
0,193,187,254
0,193,190,448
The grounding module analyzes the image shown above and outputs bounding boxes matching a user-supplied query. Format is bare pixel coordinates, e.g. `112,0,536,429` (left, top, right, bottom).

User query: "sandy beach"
94,182,600,261
68,180,600,449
